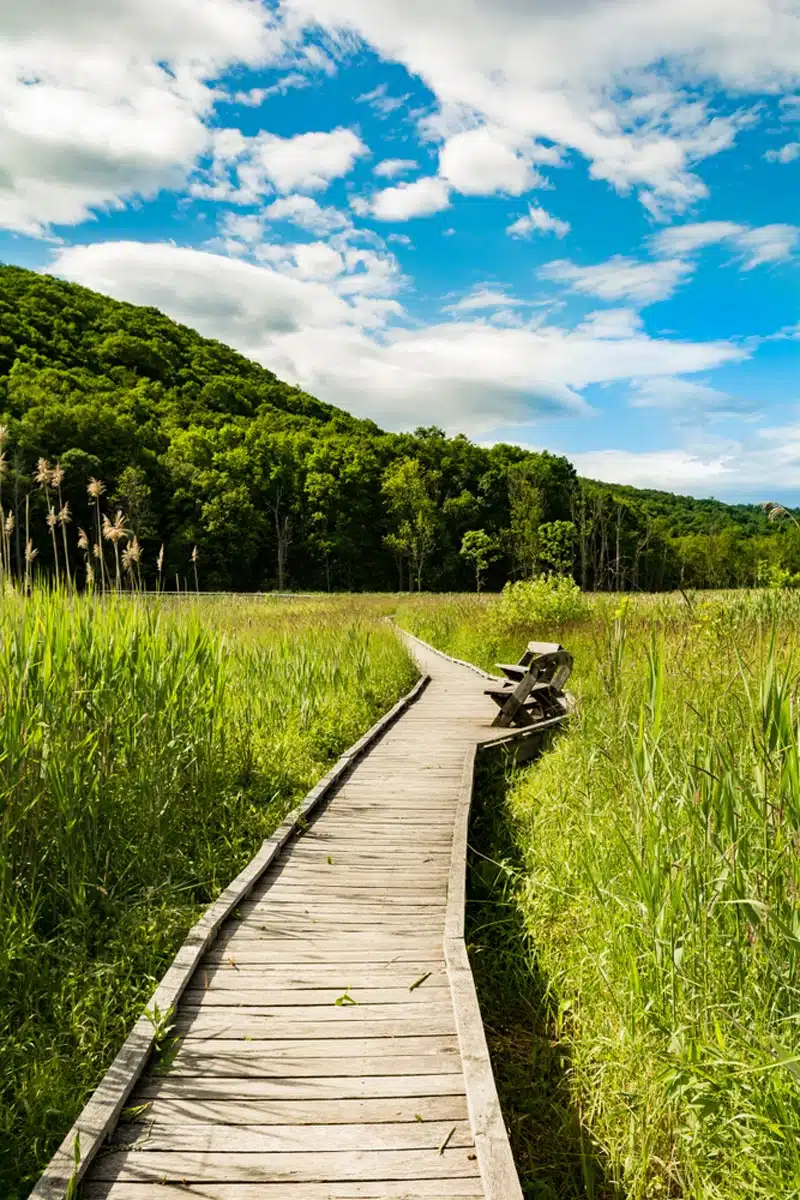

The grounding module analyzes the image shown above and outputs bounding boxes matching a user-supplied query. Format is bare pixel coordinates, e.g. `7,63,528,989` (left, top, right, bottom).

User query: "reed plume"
24,538,37,591
102,509,130,591
57,500,72,591
77,527,91,588
88,477,107,593
45,506,59,589
122,535,142,590
3,510,14,580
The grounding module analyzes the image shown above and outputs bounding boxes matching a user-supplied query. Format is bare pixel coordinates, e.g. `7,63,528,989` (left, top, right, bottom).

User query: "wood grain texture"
37,630,540,1199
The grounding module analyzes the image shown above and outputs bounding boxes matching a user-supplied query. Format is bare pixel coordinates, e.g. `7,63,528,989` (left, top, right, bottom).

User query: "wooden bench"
485,641,573,728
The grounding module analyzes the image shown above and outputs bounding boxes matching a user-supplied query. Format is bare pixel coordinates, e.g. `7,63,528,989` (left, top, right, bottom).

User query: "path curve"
40,635,528,1200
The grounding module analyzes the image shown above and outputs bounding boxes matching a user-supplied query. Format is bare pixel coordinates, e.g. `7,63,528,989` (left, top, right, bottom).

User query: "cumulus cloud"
541,255,692,305
211,222,403,297
263,194,351,233
50,239,745,434
280,0,800,214
0,0,282,233
577,309,644,338
374,159,418,178
438,127,544,196
765,141,800,163
194,126,368,201
507,204,570,238
362,176,451,221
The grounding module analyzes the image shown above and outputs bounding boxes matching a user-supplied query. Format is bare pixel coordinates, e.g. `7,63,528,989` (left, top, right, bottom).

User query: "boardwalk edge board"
397,626,534,1199
31,672,431,1200
392,622,503,682
444,749,525,1200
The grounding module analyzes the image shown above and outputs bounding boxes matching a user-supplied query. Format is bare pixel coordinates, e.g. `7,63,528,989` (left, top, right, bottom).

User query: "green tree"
508,464,543,578
113,465,156,541
538,519,577,577
460,529,498,593
382,457,439,592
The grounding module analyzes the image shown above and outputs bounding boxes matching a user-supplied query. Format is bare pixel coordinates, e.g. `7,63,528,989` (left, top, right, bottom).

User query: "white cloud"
51,239,745,434
577,308,644,338
195,127,368,201
365,176,451,221
541,255,692,305
438,126,544,196
263,194,351,233
569,448,734,490
0,0,281,233
445,287,525,313
281,0,800,214
765,141,800,163
628,376,749,413
211,223,404,296
734,224,799,268
650,219,798,267
507,204,570,238
226,73,310,106
356,83,410,117
218,211,265,248
374,158,418,178
570,424,800,496
650,220,744,256
288,241,346,279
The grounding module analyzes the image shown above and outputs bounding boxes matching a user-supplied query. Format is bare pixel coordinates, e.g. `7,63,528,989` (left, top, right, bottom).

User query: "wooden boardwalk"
44,637,529,1199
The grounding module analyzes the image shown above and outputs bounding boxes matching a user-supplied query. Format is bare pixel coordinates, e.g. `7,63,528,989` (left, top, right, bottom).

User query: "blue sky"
1,0,799,501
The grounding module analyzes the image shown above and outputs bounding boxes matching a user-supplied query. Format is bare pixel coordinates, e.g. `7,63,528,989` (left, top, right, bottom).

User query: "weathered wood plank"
112,1119,475,1152
215,938,447,952
182,988,452,1007
84,1180,485,1199
162,1052,462,1078
91,1147,482,1183
170,1034,459,1058
173,1016,458,1040
136,1073,469,1102
201,955,447,975
125,1095,469,1125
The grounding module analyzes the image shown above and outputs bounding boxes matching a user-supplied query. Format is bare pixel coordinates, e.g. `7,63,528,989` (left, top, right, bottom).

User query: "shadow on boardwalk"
467,753,618,1200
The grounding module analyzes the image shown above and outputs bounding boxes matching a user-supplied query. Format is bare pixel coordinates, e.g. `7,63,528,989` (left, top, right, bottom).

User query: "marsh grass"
398,588,800,1199
467,753,617,1199
1,590,415,1195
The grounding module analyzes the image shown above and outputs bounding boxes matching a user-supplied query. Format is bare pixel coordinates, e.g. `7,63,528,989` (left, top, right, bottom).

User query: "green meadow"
0,591,415,1194
397,586,800,1199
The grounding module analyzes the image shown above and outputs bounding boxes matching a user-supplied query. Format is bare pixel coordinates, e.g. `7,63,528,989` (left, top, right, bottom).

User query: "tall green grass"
398,588,800,1198
1,590,415,1195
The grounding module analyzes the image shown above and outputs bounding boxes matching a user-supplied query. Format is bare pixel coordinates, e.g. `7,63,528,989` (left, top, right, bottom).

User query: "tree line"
1,262,797,593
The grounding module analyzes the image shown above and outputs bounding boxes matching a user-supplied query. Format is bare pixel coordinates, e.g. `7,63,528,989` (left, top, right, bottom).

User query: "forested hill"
0,262,795,592
580,479,776,538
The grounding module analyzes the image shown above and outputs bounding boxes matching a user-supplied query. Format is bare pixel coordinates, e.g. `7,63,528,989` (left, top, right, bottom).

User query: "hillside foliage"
1,263,797,593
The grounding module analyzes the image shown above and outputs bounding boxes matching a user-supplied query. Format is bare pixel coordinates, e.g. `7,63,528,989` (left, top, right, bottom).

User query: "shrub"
487,575,589,633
